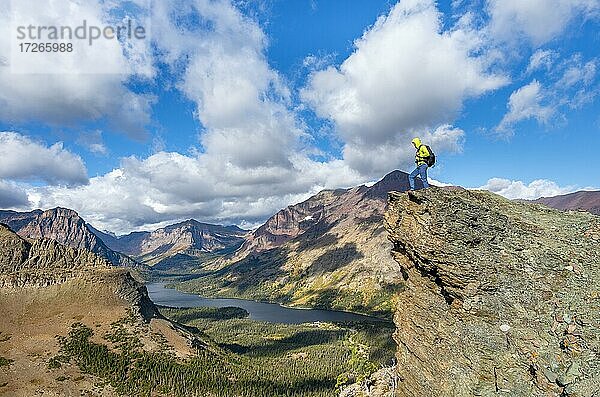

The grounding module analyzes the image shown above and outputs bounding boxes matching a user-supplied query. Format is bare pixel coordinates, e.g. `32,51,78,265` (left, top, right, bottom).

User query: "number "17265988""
19,42,73,53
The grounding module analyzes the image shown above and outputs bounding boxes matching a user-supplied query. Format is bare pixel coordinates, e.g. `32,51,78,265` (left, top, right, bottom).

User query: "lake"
146,282,387,324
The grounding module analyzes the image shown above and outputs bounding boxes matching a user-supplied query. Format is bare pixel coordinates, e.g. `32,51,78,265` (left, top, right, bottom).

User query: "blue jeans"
409,164,429,190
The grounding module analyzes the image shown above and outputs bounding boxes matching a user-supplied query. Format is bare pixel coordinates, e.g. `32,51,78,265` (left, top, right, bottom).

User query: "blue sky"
0,0,598,233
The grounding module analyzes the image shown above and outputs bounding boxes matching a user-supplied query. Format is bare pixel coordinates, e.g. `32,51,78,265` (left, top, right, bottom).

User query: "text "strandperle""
16,19,146,46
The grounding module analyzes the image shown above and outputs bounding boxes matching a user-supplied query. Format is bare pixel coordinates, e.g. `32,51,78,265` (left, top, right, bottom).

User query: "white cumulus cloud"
479,177,578,200
0,132,88,186
487,0,600,46
498,54,599,135
526,49,559,74
151,0,307,169
301,0,507,175
496,80,554,135
0,0,154,138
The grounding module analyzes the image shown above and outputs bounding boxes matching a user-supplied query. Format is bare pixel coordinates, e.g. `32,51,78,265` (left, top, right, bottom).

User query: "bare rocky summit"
0,208,139,268
384,187,600,396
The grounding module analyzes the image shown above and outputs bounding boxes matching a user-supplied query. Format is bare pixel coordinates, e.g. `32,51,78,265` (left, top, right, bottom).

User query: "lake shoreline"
146,282,389,324
161,281,392,321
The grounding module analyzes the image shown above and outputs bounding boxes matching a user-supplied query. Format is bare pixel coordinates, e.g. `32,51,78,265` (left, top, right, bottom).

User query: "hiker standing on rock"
409,137,434,190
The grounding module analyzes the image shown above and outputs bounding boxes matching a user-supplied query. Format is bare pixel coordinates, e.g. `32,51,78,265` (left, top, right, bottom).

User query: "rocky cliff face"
384,187,600,396
0,223,156,319
178,170,421,317
530,190,600,216
236,189,344,255
0,223,110,287
237,169,419,257
0,208,139,268
93,220,247,267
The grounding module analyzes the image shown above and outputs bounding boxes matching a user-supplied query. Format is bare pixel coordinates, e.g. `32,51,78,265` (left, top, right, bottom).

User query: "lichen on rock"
384,187,600,397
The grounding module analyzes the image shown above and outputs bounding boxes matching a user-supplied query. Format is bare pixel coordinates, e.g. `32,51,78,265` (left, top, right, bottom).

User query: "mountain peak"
168,219,224,231
44,207,81,218
0,209,139,268
94,218,247,267
364,169,421,200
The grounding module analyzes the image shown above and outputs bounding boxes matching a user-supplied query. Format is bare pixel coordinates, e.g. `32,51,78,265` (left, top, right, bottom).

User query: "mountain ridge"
91,219,249,267
176,170,422,317
0,222,155,318
0,208,140,268
0,207,248,269
234,170,418,258
529,190,600,215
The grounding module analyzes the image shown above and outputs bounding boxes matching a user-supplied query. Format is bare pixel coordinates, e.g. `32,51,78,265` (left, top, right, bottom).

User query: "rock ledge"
384,187,600,397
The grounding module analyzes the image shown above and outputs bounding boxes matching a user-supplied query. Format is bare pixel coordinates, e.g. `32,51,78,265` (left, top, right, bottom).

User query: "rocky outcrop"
340,367,399,397
530,190,600,216
384,187,600,396
92,220,247,267
0,208,139,267
101,268,158,321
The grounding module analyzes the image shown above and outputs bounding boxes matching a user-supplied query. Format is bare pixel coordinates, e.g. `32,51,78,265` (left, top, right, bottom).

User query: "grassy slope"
0,278,130,397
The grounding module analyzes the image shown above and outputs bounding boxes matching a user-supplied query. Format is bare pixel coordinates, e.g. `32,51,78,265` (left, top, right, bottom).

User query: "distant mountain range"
0,208,139,268
0,207,248,270
529,190,600,215
90,220,248,267
176,170,423,317
7,174,597,318
0,170,425,317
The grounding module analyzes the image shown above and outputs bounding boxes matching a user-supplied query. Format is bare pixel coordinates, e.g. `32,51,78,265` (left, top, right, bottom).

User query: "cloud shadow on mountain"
308,243,364,274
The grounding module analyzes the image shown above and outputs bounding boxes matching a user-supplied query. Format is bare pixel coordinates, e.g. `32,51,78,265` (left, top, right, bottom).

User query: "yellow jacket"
412,138,430,166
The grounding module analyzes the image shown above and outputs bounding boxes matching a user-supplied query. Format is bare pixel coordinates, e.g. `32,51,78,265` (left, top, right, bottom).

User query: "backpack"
424,145,435,167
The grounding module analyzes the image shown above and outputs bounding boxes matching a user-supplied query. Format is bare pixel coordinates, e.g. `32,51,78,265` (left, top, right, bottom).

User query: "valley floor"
0,279,395,397
53,305,395,396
